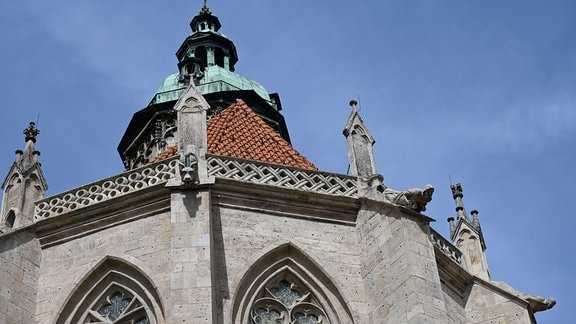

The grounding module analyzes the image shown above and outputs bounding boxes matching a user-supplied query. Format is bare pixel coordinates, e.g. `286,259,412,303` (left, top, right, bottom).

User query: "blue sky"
0,1,574,322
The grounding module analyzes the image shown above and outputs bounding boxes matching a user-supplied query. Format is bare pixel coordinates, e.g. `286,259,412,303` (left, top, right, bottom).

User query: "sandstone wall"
34,211,172,323
466,283,534,324
441,282,467,323
0,230,41,324
357,200,449,323
213,200,364,323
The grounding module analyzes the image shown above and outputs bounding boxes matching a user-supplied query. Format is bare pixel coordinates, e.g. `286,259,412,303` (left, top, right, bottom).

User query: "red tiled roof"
149,144,178,164
149,100,317,170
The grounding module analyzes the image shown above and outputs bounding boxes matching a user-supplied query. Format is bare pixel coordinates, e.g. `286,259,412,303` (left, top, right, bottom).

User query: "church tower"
0,3,557,323
118,3,291,170
447,183,490,280
0,122,47,232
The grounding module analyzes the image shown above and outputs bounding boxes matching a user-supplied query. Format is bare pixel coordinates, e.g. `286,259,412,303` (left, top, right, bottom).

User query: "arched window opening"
194,46,208,69
5,210,15,228
232,243,353,323
56,257,164,324
214,47,225,68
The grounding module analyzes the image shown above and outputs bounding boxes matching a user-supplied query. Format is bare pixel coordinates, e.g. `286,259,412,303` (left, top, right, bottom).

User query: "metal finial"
200,0,211,14
349,100,358,110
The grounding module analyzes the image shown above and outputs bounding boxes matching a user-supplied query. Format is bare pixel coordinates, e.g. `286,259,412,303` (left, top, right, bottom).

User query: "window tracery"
56,257,164,324
251,278,328,324
83,288,150,324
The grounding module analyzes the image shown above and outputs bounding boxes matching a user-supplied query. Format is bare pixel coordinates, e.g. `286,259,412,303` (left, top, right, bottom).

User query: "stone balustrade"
207,154,358,198
34,158,179,221
34,154,464,273
34,155,358,220
429,228,464,266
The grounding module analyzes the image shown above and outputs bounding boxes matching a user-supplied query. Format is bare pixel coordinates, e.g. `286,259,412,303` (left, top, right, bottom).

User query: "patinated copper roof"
149,100,316,170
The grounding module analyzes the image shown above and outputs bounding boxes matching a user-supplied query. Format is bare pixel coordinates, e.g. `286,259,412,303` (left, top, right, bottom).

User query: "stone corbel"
492,281,556,313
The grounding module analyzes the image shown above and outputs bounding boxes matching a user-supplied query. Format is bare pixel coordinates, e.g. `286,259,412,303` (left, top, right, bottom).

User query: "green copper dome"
147,4,274,109
148,66,273,107
148,73,187,105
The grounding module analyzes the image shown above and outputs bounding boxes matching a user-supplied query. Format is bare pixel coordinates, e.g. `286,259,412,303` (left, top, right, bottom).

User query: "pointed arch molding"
56,256,165,324
232,242,354,323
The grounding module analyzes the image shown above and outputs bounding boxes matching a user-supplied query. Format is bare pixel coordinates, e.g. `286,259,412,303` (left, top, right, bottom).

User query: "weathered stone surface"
0,231,40,324
0,171,553,323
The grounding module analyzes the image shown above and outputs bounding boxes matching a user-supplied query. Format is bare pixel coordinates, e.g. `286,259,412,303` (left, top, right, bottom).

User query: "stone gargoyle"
179,152,198,187
384,184,434,212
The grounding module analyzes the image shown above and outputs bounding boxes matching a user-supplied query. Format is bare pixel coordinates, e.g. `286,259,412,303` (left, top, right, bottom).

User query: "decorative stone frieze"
34,155,360,221
34,158,178,220
207,154,359,198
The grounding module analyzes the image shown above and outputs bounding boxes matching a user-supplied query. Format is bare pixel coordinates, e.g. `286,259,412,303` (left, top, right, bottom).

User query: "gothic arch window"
56,257,165,324
4,210,15,228
251,273,329,323
232,243,353,323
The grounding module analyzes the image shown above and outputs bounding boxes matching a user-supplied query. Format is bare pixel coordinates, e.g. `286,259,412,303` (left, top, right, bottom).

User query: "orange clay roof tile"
149,100,317,170
148,144,178,164
207,100,317,170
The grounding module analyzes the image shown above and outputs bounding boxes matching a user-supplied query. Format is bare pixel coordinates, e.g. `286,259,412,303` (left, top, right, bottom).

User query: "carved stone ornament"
207,155,358,198
180,96,207,113
35,158,178,220
384,184,434,212
358,174,385,199
179,152,198,187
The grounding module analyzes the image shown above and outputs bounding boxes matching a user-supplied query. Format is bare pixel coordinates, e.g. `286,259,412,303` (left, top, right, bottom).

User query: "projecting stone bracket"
492,281,556,313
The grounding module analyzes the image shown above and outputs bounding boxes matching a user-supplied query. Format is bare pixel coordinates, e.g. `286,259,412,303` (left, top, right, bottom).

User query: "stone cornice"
212,177,359,226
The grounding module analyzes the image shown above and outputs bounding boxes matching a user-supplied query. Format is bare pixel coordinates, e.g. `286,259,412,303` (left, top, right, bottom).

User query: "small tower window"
214,48,225,68
194,46,208,68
